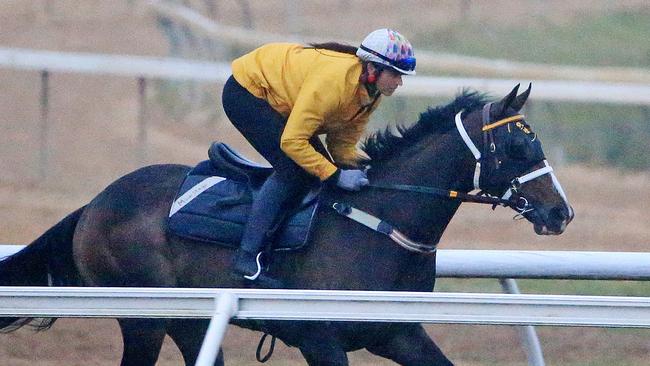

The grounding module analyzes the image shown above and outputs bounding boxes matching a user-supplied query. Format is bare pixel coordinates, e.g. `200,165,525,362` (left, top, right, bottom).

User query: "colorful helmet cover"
356,28,416,75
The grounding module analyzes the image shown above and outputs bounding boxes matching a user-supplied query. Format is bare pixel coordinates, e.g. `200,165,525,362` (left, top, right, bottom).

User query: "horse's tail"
0,205,86,332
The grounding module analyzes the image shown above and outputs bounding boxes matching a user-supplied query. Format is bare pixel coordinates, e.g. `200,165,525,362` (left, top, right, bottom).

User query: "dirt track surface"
1,1,649,365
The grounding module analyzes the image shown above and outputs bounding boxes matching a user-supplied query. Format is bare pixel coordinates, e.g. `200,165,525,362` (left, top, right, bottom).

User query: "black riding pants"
221,75,326,253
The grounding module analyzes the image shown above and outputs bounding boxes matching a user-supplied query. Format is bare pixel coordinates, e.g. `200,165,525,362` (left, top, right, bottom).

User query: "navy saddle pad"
167,160,319,251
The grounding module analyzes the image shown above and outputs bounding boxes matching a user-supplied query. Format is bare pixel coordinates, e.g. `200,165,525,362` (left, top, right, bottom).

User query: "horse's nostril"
549,206,569,223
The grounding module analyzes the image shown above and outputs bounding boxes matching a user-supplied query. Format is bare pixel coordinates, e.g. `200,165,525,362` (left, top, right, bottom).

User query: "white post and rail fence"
1,245,649,366
2,47,650,180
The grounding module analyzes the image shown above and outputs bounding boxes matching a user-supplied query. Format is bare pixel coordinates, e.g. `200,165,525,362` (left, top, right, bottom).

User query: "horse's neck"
361,133,478,244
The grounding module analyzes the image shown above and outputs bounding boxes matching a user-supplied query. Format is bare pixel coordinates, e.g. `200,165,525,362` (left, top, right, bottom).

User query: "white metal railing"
435,249,650,280
3,46,649,183
0,47,229,82
3,245,650,280
2,47,649,104
1,286,649,327
1,286,649,366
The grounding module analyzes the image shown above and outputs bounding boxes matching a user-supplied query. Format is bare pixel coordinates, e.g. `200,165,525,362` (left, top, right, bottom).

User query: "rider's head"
356,28,416,76
357,29,415,96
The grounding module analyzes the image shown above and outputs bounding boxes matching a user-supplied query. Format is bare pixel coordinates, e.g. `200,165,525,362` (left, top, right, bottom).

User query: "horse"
0,84,573,366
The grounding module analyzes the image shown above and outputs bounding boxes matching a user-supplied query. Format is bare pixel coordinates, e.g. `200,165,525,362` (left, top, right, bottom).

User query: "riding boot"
232,173,293,288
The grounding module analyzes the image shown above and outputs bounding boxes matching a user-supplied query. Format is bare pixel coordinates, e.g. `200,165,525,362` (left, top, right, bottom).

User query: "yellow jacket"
231,43,381,180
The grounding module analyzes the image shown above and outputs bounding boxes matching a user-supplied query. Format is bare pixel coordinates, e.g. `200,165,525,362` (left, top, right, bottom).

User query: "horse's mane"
361,90,490,163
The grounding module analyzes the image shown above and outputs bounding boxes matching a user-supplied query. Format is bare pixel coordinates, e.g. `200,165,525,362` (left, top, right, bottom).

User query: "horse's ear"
510,83,532,112
492,84,520,117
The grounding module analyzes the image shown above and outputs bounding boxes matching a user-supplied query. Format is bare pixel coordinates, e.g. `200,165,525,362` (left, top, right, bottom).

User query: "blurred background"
0,1,649,365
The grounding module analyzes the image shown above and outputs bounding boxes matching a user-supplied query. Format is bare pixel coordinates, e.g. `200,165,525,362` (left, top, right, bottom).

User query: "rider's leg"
222,75,324,286
232,171,310,286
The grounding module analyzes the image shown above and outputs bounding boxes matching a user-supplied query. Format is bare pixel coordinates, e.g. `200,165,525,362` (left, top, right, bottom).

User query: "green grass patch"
371,95,650,171
435,278,650,297
414,11,650,68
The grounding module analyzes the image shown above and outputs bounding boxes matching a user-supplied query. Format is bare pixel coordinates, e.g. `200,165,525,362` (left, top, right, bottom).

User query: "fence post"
137,77,148,165
39,70,50,180
195,292,239,366
285,0,301,34
499,278,545,366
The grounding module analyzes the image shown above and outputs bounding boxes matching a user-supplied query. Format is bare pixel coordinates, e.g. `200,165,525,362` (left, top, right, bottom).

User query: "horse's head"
458,84,574,235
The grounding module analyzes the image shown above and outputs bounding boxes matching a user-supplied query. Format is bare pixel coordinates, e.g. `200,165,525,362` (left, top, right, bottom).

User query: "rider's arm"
280,76,341,181
325,117,367,168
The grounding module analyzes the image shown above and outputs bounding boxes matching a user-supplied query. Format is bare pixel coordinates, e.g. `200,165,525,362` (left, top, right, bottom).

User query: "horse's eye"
508,137,529,159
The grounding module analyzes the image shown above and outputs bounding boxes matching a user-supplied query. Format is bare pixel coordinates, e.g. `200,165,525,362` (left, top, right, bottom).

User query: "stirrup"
243,252,263,281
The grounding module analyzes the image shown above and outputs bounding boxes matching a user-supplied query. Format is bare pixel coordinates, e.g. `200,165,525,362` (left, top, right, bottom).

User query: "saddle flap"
167,167,319,252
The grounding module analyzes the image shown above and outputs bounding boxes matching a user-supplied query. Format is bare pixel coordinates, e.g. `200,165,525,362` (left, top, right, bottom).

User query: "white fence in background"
2,47,650,104
147,0,650,84
4,46,648,181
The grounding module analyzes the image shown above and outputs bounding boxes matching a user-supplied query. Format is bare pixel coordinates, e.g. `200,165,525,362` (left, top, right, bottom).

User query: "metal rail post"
137,77,148,165
500,278,545,366
195,292,239,366
39,70,50,180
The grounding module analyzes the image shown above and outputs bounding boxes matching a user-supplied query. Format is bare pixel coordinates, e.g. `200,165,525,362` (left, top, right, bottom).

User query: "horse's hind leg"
118,318,168,366
365,324,453,366
167,319,224,366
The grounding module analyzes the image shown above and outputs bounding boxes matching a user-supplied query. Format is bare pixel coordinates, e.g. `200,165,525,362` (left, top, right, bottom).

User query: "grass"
435,278,650,297
414,11,650,68
369,93,650,171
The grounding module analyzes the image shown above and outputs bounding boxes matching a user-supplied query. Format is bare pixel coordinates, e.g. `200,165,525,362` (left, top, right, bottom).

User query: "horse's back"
73,164,190,287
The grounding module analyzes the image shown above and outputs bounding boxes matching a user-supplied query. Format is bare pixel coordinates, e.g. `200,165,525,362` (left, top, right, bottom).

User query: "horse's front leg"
366,323,453,366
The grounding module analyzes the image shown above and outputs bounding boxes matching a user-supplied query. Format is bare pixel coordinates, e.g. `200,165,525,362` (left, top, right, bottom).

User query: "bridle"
454,102,570,218
364,103,568,215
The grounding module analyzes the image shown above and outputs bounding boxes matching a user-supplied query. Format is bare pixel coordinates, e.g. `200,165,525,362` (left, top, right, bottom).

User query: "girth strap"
332,202,437,254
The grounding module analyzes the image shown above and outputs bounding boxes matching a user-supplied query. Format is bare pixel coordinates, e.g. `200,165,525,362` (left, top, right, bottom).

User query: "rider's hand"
336,169,369,191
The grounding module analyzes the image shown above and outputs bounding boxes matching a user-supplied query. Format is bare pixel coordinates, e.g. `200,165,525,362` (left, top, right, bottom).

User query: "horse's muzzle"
532,204,574,235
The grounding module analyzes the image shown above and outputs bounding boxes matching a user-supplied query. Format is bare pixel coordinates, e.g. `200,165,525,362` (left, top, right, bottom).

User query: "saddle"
166,142,320,251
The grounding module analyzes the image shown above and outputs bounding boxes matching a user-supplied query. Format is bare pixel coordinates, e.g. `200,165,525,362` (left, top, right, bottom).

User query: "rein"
331,181,522,255
365,182,519,209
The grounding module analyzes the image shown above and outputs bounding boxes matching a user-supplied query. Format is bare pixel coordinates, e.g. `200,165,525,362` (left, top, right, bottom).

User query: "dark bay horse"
0,85,573,365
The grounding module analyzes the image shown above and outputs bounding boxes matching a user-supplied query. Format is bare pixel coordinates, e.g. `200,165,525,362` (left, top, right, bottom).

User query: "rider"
222,28,416,286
